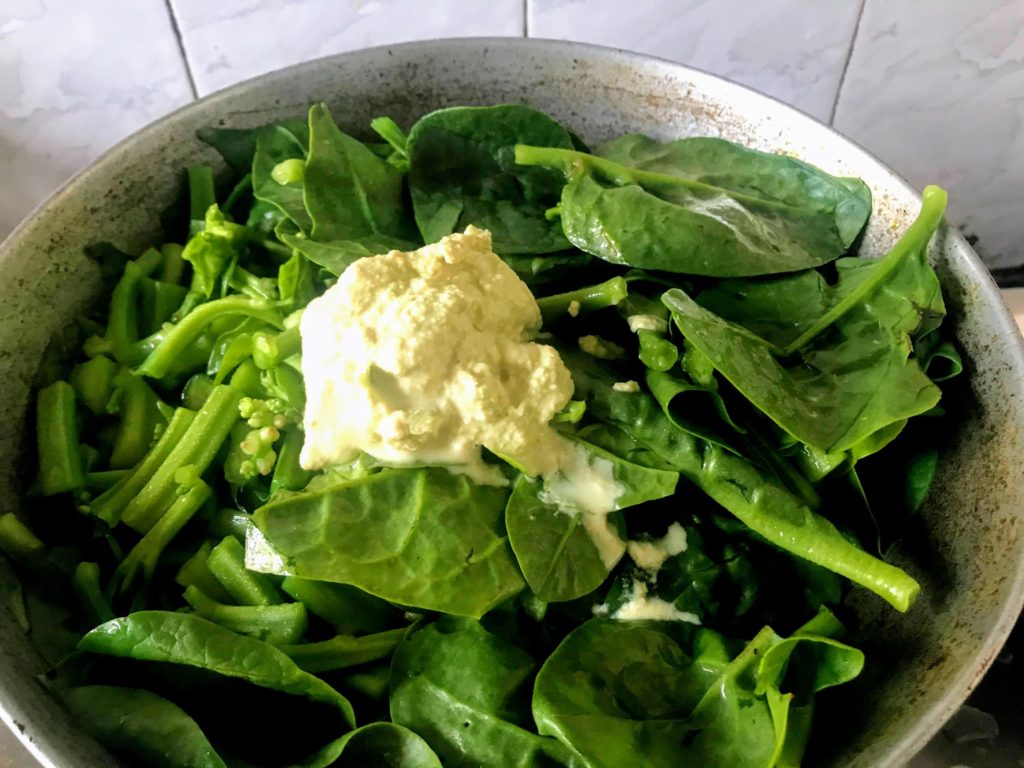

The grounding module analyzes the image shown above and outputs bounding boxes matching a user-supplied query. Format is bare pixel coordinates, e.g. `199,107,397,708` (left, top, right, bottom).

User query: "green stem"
342,665,392,701
369,117,409,158
74,562,114,624
781,185,948,355
253,326,302,370
515,144,792,211
158,243,186,285
182,374,215,411
280,577,402,635
211,332,256,385
135,296,284,380
536,277,628,324
105,248,162,355
637,330,679,372
85,470,130,492
184,586,307,645
175,541,234,604
69,355,118,415
229,358,266,397
88,407,196,526
113,472,212,595
227,264,278,300
187,165,216,230
280,628,406,673
109,373,165,470
207,535,284,606
223,172,253,214
137,278,189,338
36,381,85,495
271,428,313,495
0,514,45,562
121,385,242,533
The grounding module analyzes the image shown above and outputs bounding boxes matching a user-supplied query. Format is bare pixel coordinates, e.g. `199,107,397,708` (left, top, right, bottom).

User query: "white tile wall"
0,0,193,238
169,0,524,95
3,0,1024,268
528,0,862,122
833,0,1024,269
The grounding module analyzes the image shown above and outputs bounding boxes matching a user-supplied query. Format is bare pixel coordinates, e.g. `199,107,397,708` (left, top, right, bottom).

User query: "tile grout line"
828,0,867,126
163,0,199,100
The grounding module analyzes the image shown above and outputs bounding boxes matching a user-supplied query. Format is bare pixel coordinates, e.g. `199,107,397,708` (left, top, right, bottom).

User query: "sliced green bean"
37,380,85,495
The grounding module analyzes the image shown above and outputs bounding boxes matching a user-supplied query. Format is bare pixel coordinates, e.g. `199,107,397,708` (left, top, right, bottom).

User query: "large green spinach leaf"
63,685,226,768
312,723,442,768
251,468,525,618
515,136,870,276
407,105,574,253
506,440,678,603
566,350,920,611
663,189,946,455
533,615,862,768
304,103,414,242
279,231,417,275
390,617,580,767
78,612,355,767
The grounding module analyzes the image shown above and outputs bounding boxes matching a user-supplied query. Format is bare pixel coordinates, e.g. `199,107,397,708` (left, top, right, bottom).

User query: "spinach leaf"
390,617,580,767
279,231,417,276
316,723,441,768
515,136,870,276
252,118,312,232
251,468,525,618
63,685,226,768
506,440,678,603
532,620,730,768
78,612,355,767
533,615,862,768
645,368,743,450
502,250,594,286
180,206,249,300
304,103,414,242
609,525,759,625
566,350,921,611
197,126,260,177
407,105,574,254
663,189,945,455
694,270,829,350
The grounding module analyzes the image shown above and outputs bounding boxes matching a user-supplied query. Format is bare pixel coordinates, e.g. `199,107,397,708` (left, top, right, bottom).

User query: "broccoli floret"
228,397,301,481
239,396,293,430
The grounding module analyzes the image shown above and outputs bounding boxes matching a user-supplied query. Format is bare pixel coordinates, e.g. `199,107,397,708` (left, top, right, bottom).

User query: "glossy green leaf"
304,103,413,242
407,105,574,253
390,617,580,767
63,685,226,768
279,231,417,275
566,349,921,612
534,615,862,768
516,136,870,275
315,723,442,768
252,119,312,232
78,611,356,767
506,440,678,603
664,255,942,455
251,468,525,618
